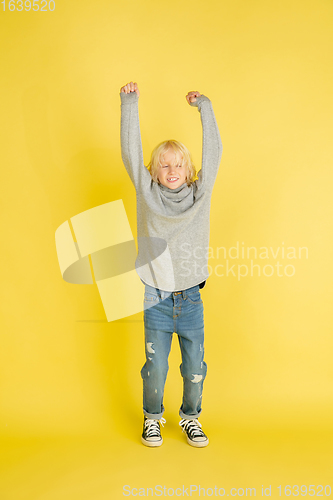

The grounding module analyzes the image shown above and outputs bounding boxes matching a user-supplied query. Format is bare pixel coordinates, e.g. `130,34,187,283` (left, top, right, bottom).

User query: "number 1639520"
1,0,55,11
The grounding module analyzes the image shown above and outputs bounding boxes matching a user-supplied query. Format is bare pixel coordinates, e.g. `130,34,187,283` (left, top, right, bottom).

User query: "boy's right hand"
186,91,202,104
120,82,140,97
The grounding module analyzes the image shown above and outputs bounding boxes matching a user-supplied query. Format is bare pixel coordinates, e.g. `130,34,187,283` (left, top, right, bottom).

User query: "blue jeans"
141,283,207,420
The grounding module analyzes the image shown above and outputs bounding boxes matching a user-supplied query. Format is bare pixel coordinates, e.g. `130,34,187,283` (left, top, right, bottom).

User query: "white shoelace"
144,417,166,438
179,418,205,439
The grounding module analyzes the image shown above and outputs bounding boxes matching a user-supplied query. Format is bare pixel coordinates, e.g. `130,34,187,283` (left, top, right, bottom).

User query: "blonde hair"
147,140,197,186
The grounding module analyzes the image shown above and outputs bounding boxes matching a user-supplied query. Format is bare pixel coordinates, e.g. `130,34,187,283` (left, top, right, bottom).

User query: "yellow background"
1,0,333,498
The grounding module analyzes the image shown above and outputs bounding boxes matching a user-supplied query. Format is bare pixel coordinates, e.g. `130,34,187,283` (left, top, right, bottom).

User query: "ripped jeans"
141,282,207,420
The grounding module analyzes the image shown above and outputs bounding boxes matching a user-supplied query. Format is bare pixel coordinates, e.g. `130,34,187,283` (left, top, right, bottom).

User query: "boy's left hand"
186,91,202,105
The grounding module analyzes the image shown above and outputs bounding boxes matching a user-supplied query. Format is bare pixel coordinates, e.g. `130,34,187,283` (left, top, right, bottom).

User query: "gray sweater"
120,91,222,292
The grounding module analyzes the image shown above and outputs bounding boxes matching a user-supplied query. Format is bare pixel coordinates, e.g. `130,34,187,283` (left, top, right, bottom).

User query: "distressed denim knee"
179,360,207,419
141,355,169,419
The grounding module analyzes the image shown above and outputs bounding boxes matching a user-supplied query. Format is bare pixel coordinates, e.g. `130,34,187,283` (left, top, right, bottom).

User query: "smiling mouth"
167,177,179,182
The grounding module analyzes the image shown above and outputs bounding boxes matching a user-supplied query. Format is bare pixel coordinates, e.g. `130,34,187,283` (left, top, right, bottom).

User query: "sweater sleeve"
120,91,151,189
190,95,223,190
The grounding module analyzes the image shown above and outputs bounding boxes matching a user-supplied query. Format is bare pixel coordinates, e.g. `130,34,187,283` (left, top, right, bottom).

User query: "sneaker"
179,418,209,447
141,416,166,447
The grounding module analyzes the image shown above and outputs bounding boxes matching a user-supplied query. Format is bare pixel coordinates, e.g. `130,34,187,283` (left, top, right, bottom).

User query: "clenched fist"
120,81,140,97
186,91,201,104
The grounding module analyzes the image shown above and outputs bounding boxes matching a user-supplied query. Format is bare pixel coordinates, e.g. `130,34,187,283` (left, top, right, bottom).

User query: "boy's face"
157,149,188,189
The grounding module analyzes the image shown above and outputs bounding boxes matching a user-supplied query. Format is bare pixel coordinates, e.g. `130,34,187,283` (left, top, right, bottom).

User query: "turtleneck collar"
158,181,189,194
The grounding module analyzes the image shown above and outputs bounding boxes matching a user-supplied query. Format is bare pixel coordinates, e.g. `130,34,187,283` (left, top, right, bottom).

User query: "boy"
120,81,222,447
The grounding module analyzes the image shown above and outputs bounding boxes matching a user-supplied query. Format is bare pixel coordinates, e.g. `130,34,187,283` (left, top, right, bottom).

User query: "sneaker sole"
186,436,209,448
141,436,163,447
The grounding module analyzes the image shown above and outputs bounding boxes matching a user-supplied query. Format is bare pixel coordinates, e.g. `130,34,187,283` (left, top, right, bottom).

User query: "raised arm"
187,91,223,190
120,82,150,189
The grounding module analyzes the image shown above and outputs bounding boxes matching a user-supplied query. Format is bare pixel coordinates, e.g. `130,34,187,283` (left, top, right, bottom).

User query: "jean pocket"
186,291,203,304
